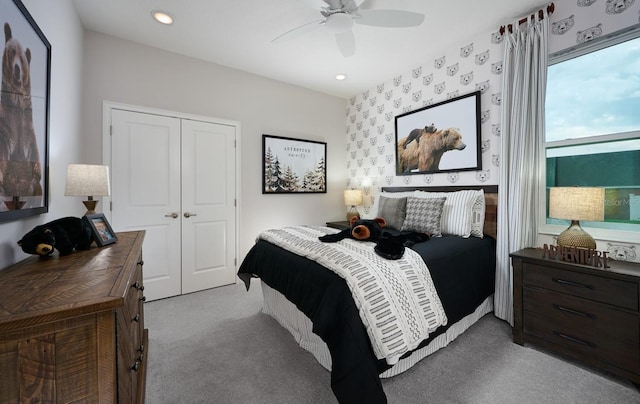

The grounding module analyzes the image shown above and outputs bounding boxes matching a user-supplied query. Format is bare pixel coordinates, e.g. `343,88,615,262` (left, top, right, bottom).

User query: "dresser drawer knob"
138,344,145,353
552,277,593,290
553,331,595,348
553,304,595,319
132,314,140,322
140,296,147,302
132,281,145,291
131,360,140,372
137,260,144,266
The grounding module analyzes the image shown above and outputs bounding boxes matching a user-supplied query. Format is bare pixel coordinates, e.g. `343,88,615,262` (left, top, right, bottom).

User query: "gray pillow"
377,196,407,230
401,196,446,236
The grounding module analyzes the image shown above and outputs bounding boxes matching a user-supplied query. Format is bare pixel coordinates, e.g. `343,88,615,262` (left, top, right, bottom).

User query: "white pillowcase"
414,189,485,238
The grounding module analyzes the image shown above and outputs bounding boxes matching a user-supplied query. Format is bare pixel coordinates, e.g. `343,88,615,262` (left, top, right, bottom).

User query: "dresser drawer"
523,263,638,310
524,286,640,372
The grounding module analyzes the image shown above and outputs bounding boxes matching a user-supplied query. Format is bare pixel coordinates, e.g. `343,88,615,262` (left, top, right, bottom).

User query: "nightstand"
326,221,350,230
510,248,640,384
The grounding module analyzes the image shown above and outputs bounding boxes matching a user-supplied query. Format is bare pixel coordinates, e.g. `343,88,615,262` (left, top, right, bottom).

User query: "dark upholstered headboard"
380,185,498,239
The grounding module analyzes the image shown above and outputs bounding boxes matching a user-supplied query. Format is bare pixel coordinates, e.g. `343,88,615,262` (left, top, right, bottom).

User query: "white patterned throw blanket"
258,225,447,365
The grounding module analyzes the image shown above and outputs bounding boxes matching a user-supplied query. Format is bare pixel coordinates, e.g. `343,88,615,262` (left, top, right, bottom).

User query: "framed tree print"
263,134,326,194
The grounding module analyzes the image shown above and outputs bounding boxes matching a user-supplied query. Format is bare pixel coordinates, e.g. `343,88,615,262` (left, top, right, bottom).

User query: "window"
544,31,640,237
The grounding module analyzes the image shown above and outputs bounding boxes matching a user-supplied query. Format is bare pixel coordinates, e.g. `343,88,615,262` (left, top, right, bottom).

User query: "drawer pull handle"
132,281,145,291
139,344,145,353
552,278,593,290
137,260,144,266
132,314,140,322
553,331,595,348
140,296,147,302
131,360,140,372
553,304,595,319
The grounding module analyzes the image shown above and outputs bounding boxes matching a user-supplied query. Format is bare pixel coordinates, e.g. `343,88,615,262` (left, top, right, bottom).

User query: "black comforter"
237,232,496,404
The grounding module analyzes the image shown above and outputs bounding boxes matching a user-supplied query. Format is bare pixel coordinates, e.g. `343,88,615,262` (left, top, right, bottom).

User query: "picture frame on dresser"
395,91,481,176
86,213,118,246
0,0,51,222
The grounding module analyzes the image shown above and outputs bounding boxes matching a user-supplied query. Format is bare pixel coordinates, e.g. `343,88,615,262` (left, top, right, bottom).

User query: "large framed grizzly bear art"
395,91,481,175
0,0,51,223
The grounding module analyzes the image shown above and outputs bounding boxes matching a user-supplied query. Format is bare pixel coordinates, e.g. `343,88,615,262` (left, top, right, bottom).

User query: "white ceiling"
72,0,547,99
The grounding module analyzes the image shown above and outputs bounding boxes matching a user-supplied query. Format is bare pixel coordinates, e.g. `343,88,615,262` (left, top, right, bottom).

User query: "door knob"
184,212,198,218
165,212,178,218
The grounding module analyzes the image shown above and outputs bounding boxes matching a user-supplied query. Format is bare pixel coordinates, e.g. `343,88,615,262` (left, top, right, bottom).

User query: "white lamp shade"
344,189,363,206
549,187,604,222
65,164,111,197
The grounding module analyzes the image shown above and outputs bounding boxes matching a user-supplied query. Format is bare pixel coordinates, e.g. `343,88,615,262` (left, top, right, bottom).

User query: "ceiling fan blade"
271,19,325,43
356,9,425,27
335,30,355,57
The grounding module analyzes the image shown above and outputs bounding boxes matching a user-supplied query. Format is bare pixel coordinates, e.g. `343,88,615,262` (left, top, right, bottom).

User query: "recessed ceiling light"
152,10,174,25
335,74,347,81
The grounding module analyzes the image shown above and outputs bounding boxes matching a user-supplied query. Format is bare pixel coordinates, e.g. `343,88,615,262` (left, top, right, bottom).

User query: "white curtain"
494,10,549,324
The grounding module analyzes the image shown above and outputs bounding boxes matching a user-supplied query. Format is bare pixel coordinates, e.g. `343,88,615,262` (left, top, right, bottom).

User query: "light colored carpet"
144,279,640,403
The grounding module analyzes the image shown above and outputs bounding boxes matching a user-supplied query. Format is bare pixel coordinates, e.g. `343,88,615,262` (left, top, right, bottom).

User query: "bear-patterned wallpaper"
345,0,640,261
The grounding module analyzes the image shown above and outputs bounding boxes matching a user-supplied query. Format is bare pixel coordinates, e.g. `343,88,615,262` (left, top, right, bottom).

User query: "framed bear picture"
395,91,481,175
0,0,51,223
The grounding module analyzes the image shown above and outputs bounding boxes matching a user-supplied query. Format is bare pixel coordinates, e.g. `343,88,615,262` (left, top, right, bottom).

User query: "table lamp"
65,164,111,215
344,189,363,222
549,187,604,249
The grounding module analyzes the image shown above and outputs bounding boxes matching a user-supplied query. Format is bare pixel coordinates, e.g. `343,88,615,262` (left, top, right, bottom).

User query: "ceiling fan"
272,0,425,57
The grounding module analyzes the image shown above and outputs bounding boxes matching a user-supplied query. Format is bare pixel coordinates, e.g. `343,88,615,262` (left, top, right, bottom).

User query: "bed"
238,185,498,404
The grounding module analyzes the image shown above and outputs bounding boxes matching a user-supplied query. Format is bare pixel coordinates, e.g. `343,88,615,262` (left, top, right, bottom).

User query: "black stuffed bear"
319,217,430,260
18,216,94,256
319,217,388,243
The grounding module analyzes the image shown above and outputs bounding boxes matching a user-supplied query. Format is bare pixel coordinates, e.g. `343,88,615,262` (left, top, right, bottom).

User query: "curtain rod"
499,3,555,35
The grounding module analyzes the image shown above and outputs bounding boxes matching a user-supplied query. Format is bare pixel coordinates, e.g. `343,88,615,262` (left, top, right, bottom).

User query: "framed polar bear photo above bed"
0,0,51,223
395,91,481,175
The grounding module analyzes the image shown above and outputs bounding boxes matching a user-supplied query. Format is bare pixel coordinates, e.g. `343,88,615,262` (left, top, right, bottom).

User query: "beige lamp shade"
549,187,604,249
549,187,604,222
344,189,363,206
65,164,111,214
344,189,363,222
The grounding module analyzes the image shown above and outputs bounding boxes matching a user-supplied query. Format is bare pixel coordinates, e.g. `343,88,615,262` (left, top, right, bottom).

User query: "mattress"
238,231,496,403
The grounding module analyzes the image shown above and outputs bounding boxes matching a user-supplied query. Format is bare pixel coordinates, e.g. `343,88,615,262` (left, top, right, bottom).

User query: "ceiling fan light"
325,13,353,33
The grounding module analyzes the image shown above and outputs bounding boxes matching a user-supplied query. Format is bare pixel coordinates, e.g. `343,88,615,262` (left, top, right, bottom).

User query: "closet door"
110,109,182,300
181,120,236,293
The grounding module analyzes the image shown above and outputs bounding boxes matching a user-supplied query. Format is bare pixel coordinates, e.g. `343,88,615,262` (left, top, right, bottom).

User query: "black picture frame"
263,134,327,194
85,213,118,247
395,91,481,175
0,0,51,222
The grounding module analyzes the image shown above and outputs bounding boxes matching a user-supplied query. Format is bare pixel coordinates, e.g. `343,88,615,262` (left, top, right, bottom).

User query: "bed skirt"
260,280,494,378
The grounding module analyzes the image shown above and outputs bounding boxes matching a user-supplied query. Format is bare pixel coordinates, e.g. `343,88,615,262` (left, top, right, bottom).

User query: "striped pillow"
414,190,480,238
470,189,485,238
401,197,446,236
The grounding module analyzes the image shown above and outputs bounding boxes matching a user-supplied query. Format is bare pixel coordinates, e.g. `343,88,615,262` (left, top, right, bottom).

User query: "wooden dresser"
511,248,640,384
0,230,148,403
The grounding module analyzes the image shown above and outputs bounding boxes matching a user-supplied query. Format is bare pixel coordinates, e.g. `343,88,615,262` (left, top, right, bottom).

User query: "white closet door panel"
110,109,182,300
181,119,236,294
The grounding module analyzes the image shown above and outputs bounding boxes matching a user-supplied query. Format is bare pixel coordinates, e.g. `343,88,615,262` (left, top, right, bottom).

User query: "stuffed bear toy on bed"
18,216,94,256
319,217,429,260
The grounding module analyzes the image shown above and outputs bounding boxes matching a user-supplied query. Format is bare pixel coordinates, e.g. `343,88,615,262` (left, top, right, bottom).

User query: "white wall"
80,31,347,260
0,0,84,269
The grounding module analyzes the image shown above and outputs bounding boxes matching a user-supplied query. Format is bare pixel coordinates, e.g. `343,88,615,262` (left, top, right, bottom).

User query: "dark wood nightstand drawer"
524,287,640,373
523,263,638,310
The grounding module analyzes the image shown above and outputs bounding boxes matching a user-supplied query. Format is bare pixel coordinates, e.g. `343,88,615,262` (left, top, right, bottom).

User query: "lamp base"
82,200,98,216
346,206,360,223
557,220,596,249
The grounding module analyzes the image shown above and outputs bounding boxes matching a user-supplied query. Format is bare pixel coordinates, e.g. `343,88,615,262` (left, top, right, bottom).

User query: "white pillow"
469,189,485,238
413,190,481,238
